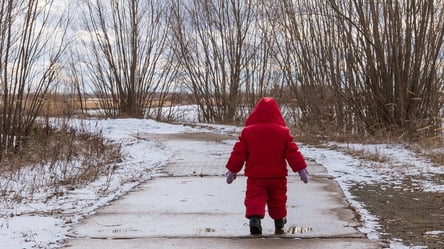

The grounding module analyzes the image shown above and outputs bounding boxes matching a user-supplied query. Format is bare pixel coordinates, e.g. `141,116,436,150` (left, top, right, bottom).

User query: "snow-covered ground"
301,143,443,247
0,117,442,249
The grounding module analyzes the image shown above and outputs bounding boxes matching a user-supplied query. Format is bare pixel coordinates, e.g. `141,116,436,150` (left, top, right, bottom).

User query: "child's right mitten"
226,170,237,184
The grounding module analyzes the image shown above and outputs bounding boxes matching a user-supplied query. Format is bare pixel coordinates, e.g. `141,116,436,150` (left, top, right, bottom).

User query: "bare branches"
323,0,444,137
1,0,442,149
80,0,174,118
170,0,271,123
265,0,443,138
0,0,70,157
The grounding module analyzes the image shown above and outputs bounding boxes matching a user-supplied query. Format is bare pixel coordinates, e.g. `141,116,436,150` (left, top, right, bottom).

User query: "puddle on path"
198,227,217,233
286,225,313,234
196,226,313,235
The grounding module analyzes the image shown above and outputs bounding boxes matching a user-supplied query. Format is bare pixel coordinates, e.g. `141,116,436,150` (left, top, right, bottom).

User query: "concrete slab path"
65,133,383,249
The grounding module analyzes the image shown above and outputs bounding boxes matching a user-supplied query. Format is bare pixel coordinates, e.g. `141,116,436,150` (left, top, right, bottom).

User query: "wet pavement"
65,133,384,248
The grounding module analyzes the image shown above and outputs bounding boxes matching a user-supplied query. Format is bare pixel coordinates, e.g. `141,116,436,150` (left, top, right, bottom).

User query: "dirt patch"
350,181,444,249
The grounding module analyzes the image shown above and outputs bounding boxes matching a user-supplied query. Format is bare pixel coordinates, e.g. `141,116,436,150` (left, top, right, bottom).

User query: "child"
225,97,308,235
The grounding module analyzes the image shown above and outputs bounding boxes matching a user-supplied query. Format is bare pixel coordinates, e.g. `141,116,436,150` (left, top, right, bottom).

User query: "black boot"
274,217,287,234
249,216,262,235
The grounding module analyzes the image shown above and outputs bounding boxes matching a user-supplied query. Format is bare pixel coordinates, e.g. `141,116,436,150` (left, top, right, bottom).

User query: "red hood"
245,97,286,127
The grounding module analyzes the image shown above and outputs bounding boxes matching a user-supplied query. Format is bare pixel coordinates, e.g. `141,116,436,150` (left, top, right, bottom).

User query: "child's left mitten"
298,169,309,183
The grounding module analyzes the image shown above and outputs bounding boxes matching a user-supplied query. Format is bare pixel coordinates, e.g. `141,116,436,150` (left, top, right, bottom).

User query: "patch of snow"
301,143,443,248
1,117,442,248
0,216,68,249
424,230,444,235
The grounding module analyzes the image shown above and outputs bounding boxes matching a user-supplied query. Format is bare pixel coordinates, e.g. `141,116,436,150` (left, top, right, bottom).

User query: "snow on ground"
0,119,189,248
0,117,442,248
300,143,443,248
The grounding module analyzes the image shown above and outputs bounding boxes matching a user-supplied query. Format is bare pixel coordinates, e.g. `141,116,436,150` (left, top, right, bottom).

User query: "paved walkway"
65,133,383,248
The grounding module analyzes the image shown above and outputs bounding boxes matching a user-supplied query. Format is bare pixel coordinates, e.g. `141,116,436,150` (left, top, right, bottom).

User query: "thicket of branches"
0,0,69,158
167,0,443,139
77,0,175,118
170,0,283,123
1,0,443,157
326,0,443,138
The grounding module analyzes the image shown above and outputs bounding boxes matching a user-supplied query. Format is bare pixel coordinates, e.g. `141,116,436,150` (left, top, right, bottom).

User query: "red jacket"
226,97,307,178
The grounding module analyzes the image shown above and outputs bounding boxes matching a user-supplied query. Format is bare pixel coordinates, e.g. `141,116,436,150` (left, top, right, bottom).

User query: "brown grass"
292,125,443,166
406,136,444,167
0,122,122,203
40,94,444,167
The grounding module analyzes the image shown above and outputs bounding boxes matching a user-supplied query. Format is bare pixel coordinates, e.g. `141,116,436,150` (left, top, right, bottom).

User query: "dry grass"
40,94,191,117
38,95,444,168
406,137,444,167
0,121,122,205
427,152,444,166
292,125,444,167
2,124,119,172
40,95,102,117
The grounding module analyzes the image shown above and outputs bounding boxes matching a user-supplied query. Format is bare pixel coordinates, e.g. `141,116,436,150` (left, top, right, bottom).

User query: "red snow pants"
244,177,287,220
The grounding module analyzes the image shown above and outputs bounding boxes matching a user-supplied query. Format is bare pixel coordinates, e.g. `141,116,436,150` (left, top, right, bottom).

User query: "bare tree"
67,50,89,115
171,0,270,123
80,0,175,118
265,0,339,131
0,0,69,158
327,0,444,137
242,1,285,111
269,0,443,138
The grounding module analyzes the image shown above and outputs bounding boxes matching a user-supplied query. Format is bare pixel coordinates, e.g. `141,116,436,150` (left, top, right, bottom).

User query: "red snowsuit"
226,97,307,220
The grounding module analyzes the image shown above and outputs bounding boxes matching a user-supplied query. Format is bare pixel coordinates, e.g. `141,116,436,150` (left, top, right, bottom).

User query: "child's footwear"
274,217,287,234
249,216,262,235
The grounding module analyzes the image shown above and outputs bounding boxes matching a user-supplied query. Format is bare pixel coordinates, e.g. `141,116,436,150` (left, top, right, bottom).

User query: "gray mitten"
298,169,308,183
226,170,237,184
